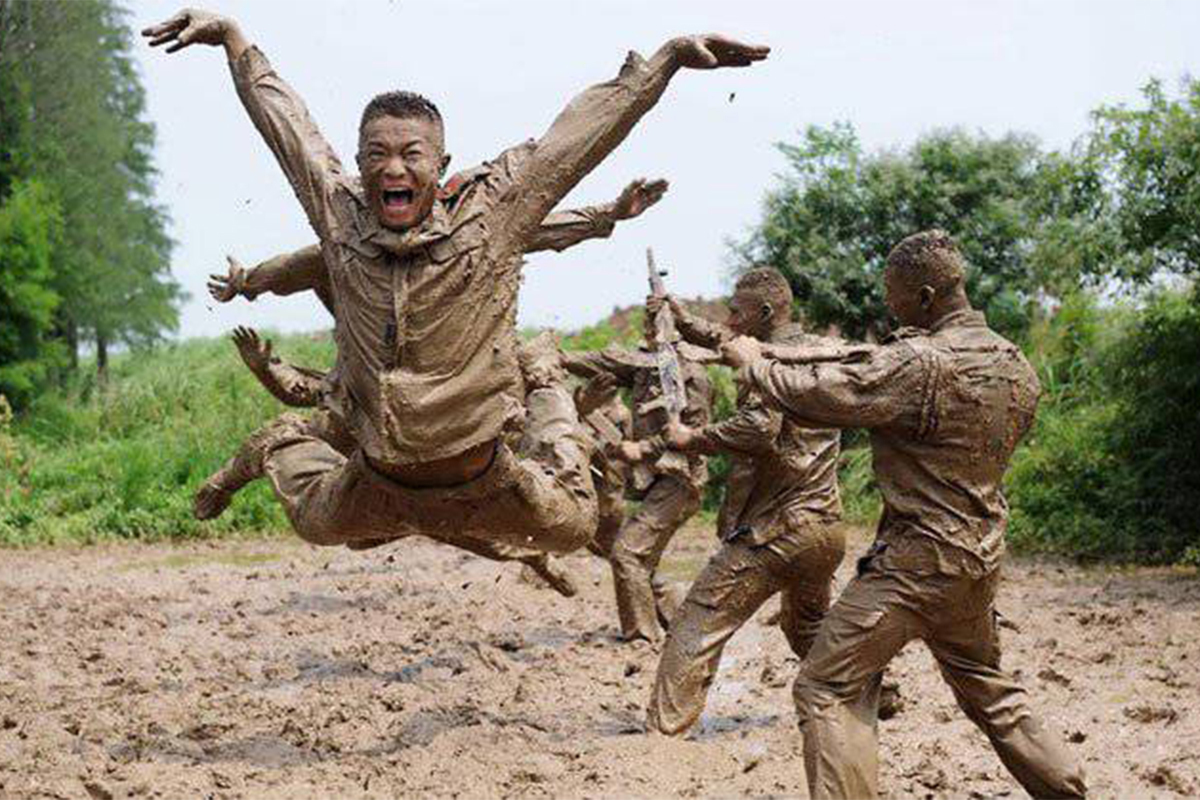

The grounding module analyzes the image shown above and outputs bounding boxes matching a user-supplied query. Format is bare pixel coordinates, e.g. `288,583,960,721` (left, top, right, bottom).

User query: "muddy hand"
142,8,247,57
674,34,770,70
208,255,246,303
613,178,670,220
231,326,272,372
576,373,619,417
721,335,762,370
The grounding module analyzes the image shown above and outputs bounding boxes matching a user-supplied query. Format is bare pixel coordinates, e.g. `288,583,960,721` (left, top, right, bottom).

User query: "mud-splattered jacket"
231,197,624,412
233,195,621,314
745,309,1039,573
674,314,842,546
230,44,677,467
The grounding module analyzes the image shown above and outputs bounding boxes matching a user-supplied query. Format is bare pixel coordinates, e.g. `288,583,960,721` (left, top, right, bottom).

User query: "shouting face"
358,115,447,231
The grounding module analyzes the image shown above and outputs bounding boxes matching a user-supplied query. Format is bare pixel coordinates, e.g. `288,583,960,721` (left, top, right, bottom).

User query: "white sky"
127,0,1200,339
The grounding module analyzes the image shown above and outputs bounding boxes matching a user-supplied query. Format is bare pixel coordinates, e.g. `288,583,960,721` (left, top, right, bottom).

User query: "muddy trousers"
609,475,703,642
794,546,1087,799
258,387,597,555
268,411,550,566
587,467,628,559
647,523,845,735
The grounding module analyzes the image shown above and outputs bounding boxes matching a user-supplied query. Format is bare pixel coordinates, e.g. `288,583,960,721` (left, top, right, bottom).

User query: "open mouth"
382,188,414,211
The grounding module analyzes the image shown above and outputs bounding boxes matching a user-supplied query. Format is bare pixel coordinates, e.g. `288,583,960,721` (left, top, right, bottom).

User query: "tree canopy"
0,0,180,405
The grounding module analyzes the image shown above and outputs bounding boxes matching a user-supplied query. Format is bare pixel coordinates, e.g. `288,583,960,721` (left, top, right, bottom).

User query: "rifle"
641,247,692,481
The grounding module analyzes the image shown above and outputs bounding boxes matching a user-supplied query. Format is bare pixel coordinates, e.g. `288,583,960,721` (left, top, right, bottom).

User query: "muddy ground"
1,523,1197,799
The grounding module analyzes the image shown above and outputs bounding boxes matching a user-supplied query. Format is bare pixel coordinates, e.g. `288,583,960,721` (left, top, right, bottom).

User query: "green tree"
0,179,63,408
732,123,1099,341
0,0,181,378
1089,77,1200,281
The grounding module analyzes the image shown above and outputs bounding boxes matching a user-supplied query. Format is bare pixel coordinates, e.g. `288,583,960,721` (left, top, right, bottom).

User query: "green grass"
0,332,334,545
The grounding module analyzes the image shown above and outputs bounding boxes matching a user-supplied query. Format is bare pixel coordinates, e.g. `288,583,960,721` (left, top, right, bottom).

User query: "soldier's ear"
918,285,936,310
759,301,774,323
439,153,452,177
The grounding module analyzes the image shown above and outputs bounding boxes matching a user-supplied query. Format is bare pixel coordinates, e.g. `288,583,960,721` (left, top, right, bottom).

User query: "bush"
0,332,334,544
1008,288,1200,563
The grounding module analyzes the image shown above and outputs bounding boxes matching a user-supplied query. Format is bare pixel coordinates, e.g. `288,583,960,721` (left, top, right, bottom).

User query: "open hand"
207,255,246,303
613,178,669,220
231,326,272,373
142,8,240,54
674,34,770,70
721,335,762,370
576,373,619,417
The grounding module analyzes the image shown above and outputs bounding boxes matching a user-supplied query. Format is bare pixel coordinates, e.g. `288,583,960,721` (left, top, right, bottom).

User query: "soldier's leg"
647,539,783,735
507,334,598,554
242,415,416,546
792,567,920,800
927,585,1087,799
587,470,626,558
195,410,349,521
778,524,846,659
609,475,702,642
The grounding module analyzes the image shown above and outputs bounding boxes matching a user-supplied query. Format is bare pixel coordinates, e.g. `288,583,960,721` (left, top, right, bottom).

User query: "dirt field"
1,523,1197,799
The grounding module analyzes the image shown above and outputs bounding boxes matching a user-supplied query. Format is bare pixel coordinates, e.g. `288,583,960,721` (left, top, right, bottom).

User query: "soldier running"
721,231,1086,799
644,269,845,734
561,328,712,642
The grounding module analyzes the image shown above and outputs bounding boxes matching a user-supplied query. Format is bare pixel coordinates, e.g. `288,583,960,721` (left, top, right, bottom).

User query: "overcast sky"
127,0,1200,339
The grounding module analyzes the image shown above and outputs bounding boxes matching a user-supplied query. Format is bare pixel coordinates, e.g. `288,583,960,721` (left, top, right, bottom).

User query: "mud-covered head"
357,91,451,231
884,229,970,328
729,268,793,339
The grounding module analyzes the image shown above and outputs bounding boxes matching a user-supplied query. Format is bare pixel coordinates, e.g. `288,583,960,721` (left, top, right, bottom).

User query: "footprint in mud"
393,705,484,749
261,591,389,616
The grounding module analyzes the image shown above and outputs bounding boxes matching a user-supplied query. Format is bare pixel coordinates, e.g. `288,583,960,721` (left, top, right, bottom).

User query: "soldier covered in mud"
642,269,845,735
721,231,1086,799
142,8,767,556
561,328,712,643
198,179,668,597
569,372,634,559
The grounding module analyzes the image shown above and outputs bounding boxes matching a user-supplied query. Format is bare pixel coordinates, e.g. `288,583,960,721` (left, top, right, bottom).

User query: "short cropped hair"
885,229,966,291
359,91,443,139
734,268,793,318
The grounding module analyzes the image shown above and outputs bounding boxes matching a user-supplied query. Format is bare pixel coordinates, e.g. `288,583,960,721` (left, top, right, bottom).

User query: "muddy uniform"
238,352,570,568
576,392,633,558
222,195,622,570
227,43,685,554
647,316,845,734
563,347,711,642
744,309,1086,799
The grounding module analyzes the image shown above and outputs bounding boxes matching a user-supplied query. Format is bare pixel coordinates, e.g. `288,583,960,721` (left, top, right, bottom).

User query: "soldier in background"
562,327,712,643
722,231,1086,799
645,269,845,734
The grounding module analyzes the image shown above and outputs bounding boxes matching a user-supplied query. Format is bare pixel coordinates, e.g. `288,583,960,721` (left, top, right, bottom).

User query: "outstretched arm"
722,336,932,430
561,346,650,388
208,245,328,304
496,34,768,243
646,293,731,349
667,390,781,457
144,9,345,240
231,326,326,408
526,178,669,254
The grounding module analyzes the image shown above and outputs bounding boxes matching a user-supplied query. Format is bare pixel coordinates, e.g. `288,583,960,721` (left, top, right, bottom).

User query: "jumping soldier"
142,7,767,555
